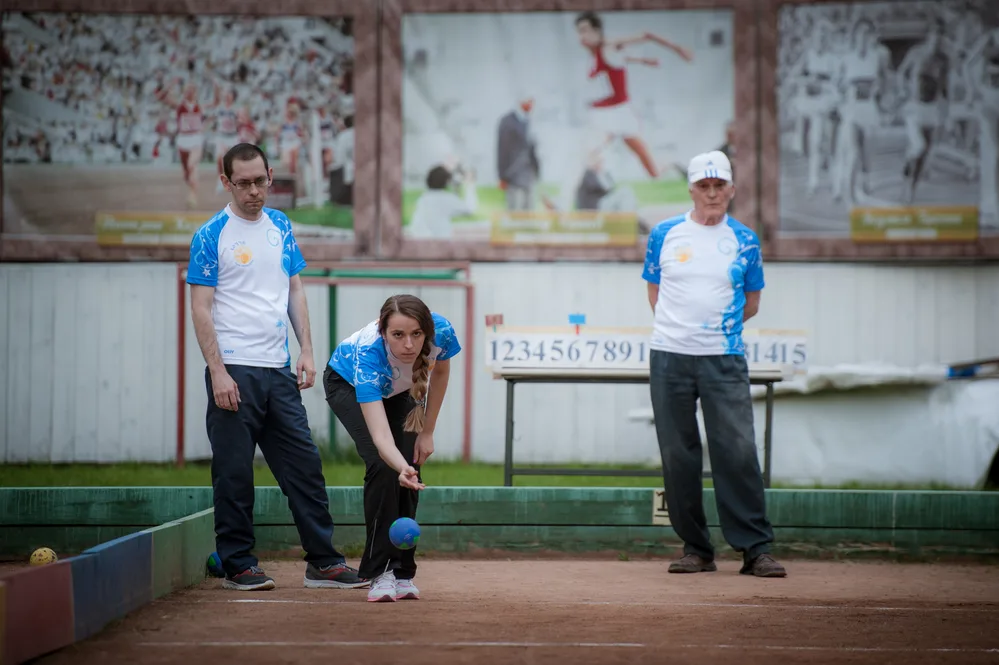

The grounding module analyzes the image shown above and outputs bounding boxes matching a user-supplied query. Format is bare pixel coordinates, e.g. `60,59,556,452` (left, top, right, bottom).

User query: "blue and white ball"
389,518,421,550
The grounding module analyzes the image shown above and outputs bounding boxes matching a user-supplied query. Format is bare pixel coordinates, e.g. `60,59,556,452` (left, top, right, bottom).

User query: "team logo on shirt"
717,237,737,256
231,241,254,266
673,243,693,264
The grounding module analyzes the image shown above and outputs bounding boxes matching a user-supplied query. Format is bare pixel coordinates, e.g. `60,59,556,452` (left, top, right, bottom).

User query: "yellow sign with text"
95,211,206,246
489,211,639,247
850,206,978,242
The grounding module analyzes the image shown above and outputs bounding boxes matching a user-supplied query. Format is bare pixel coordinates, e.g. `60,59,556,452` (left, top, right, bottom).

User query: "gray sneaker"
222,565,276,591
303,562,369,589
668,554,718,573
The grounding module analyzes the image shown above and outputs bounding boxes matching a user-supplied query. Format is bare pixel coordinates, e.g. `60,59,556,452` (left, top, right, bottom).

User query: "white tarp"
634,367,999,489
761,378,999,489
755,363,952,397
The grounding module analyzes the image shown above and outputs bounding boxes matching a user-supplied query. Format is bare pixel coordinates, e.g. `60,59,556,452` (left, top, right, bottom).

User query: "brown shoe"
668,554,717,573
740,553,787,578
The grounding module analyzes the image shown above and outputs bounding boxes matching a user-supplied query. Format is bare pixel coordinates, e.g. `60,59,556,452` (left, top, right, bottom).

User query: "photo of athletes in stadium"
1,13,356,248
400,9,735,248
777,1,999,241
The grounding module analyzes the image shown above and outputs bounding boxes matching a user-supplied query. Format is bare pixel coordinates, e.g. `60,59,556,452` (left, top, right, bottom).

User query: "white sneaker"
395,578,419,600
367,570,396,603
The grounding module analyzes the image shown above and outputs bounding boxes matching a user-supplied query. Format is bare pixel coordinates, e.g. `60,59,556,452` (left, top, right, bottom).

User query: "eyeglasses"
228,176,271,190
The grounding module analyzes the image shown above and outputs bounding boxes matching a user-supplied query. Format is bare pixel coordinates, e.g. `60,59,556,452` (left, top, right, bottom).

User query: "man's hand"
211,368,240,411
296,353,316,390
414,432,435,466
287,275,316,389
399,465,426,491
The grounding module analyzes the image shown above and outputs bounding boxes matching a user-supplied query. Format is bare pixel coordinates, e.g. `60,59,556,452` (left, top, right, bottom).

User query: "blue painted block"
568,313,586,325
68,553,101,642
71,531,153,642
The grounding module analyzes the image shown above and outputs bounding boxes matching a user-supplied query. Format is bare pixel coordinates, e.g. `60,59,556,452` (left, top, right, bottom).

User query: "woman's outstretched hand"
399,465,425,491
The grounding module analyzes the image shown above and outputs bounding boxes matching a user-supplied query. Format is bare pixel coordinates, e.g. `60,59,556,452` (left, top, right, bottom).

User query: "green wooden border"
2,488,997,559
3,487,997,529
250,525,999,559
138,508,216,599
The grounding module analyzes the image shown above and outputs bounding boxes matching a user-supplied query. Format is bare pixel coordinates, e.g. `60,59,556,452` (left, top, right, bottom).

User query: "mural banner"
389,6,740,259
769,0,999,257
2,8,370,261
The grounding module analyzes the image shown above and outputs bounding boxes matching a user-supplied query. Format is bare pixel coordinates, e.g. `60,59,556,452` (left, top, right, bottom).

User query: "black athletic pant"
649,350,775,563
324,366,420,580
205,365,346,578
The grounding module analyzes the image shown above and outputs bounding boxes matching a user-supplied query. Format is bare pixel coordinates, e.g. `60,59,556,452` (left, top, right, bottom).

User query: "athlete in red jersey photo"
236,107,259,145
213,88,239,192
574,11,694,179
156,78,206,208
317,106,338,175
280,98,306,178
151,110,170,161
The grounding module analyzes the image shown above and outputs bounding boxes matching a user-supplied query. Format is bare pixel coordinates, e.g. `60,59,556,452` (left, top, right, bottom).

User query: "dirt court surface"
37,558,999,665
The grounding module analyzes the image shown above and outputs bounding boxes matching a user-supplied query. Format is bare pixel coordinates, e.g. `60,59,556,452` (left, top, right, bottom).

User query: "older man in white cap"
641,150,786,579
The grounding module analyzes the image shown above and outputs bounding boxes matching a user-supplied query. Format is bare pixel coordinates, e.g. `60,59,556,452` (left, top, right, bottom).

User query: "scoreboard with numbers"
483,325,809,374
486,327,652,371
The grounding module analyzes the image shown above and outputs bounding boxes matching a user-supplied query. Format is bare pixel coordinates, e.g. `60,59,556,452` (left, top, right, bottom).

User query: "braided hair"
377,294,435,433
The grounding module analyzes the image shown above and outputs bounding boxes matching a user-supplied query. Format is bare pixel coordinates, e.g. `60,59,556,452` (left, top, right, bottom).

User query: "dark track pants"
205,364,346,577
649,350,775,563
324,366,420,580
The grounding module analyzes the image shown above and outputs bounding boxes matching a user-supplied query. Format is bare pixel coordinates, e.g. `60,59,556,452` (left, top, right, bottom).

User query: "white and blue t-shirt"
642,212,765,356
186,204,306,368
328,313,462,403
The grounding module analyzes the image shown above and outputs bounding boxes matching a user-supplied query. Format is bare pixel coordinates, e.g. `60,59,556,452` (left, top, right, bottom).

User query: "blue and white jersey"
186,204,306,368
642,212,765,356
328,313,462,403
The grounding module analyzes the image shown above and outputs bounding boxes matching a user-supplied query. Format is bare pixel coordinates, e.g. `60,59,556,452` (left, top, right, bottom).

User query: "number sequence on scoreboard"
485,332,809,370
490,336,648,366
745,340,807,366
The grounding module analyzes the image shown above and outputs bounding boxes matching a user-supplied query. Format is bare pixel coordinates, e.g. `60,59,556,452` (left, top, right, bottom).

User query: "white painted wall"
467,262,999,468
1,263,178,463
180,274,334,461
181,279,469,463
2,261,998,482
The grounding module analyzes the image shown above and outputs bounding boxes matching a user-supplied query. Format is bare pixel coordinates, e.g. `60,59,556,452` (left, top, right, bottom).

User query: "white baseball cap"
687,150,733,185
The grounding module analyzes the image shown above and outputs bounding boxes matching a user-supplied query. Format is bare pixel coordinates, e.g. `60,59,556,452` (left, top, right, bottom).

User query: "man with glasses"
186,143,367,592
